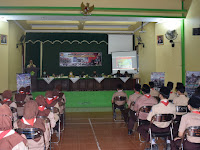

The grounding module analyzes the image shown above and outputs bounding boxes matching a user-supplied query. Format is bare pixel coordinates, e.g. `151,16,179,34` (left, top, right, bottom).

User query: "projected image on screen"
112,51,138,74
116,57,132,69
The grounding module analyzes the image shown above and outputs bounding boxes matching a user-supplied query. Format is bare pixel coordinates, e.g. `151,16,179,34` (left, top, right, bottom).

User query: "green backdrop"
25,33,111,76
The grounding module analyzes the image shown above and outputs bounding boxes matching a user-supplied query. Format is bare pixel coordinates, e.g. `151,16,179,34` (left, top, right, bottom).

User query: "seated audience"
45,91,60,123
0,104,27,150
171,95,200,150
133,84,157,127
167,81,177,102
36,95,56,149
138,86,176,150
14,101,45,150
25,86,33,100
14,87,29,117
1,90,18,122
149,81,159,97
173,85,189,118
112,84,128,120
176,82,188,97
127,84,142,135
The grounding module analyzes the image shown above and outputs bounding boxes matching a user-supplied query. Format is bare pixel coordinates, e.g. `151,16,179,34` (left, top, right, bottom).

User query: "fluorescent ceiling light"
84,25,130,29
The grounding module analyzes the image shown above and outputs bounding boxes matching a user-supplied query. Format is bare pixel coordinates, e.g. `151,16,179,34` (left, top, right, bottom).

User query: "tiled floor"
51,112,165,150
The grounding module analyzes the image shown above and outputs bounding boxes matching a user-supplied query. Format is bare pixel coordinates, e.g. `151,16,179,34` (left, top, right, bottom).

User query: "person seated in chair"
1,90,18,122
45,91,60,124
14,101,46,150
131,84,157,135
138,86,176,150
167,81,177,102
171,94,200,150
176,82,188,97
25,86,33,100
36,95,56,150
112,84,128,120
149,82,159,97
14,87,30,118
0,104,27,150
173,85,189,121
127,84,142,135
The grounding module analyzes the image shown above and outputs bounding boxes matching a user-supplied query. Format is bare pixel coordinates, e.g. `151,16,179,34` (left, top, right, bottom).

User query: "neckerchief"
19,91,24,94
53,96,58,101
3,99,10,102
144,94,151,98
161,100,169,106
0,130,11,140
192,111,200,115
46,98,53,104
38,106,45,111
21,117,36,126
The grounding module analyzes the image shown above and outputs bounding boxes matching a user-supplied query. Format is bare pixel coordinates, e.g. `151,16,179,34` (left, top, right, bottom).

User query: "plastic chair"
149,114,174,150
15,128,46,150
47,107,61,144
113,96,127,121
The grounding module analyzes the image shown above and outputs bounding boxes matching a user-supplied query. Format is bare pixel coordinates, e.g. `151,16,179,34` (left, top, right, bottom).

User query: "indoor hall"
0,0,200,150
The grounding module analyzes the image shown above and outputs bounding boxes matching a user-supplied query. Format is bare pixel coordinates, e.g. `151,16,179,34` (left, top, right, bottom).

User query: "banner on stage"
16,73,31,92
186,71,200,97
59,52,102,67
151,72,165,90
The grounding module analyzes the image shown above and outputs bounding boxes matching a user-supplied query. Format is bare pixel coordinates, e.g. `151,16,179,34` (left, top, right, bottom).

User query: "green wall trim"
0,6,187,13
0,13,186,18
181,19,185,85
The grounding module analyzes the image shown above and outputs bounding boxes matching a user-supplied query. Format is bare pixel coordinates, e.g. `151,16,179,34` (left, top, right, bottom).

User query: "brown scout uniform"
134,94,158,120
2,90,18,122
168,91,177,101
45,91,60,122
173,95,189,115
127,92,141,111
14,101,46,150
138,99,176,141
150,88,159,97
0,104,27,150
36,95,56,150
171,112,200,150
127,92,142,130
112,90,128,106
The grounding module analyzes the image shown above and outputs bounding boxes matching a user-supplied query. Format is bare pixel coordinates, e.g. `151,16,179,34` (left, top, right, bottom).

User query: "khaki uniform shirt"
147,99,176,128
112,91,128,106
179,112,200,143
134,94,158,120
168,91,177,101
173,95,189,115
150,88,159,97
127,92,141,111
